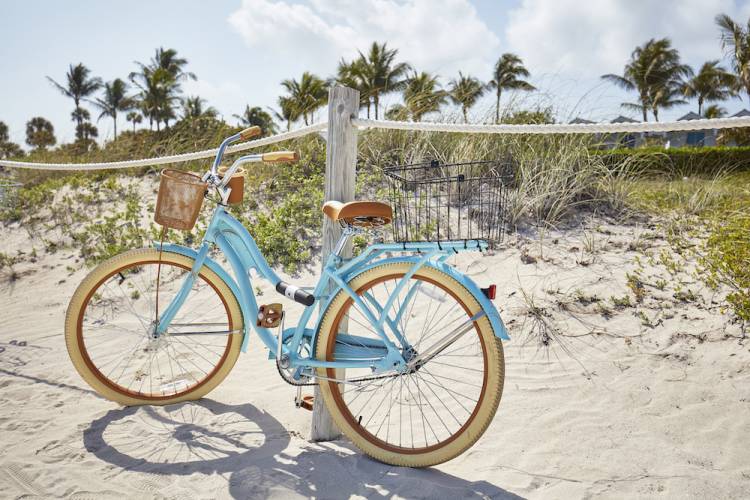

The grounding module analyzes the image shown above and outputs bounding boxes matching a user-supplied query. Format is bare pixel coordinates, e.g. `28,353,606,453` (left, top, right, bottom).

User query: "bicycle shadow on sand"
83,399,523,499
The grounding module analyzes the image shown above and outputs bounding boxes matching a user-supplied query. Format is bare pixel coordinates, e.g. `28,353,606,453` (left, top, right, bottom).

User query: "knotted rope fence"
2,116,750,171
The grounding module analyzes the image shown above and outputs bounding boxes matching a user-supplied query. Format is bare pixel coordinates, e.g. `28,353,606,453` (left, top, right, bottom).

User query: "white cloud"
227,0,501,78
505,0,750,78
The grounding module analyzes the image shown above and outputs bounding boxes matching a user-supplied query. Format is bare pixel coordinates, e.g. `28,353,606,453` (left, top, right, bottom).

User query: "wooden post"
311,85,359,441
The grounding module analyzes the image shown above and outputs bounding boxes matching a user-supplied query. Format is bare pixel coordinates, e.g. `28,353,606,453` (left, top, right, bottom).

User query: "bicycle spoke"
420,369,474,415
426,359,484,373
326,270,492,452
79,258,233,399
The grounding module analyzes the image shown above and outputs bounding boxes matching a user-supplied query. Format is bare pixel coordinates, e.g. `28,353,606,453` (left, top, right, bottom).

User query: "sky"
3,0,750,147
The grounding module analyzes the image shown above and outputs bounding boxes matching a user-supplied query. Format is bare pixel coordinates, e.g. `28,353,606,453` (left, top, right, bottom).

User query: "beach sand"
1,215,748,499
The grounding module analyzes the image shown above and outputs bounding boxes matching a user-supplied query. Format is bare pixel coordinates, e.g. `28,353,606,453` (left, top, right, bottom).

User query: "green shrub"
595,146,750,177
701,215,750,321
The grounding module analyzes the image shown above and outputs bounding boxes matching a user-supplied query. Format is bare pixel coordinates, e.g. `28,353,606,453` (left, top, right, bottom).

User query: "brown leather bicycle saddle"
322,200,392,228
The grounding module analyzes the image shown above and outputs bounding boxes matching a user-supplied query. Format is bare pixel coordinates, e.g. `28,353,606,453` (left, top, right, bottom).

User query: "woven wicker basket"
154,169,207,230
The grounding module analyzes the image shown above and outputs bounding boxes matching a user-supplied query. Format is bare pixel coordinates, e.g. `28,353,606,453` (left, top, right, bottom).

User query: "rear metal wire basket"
383,160,510,246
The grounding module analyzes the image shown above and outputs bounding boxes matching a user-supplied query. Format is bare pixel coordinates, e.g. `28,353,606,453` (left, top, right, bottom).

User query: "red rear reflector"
481,285,496,300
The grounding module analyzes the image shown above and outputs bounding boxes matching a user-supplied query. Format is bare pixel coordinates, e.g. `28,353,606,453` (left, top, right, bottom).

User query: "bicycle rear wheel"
315,262,504,467
65,248,243,406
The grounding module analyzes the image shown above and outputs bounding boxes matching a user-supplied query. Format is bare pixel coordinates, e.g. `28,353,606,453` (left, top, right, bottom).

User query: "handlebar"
239,126,262,141
261,151,299,163
205,128,300,204
220,151,299,183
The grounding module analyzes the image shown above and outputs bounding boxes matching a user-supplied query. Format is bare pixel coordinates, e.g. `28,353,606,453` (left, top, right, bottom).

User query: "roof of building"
569,117,595,124
677,111,702,121
731,109,750,118
610,115,637,123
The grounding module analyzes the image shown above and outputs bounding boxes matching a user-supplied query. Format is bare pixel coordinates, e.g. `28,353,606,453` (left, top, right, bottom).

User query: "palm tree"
130,48,193,130
356,42,411,119
716,14,750,100
403,71,448,122
270,97,299,131
181,96,218,120
71,107,91,126
126,111,142,132
0,122,9,143
336,58,373,116
130,67,179,131
47,63,102,129
90,78,132,139
0,121,24,159
448,72,485,123
75,122,98,152
148,47,197,81
280,72,328,125
488,54,535,123
25,117,56,150
234,105,277,135
602,38,691,122
76,122,98,141
704,104,727,118
682,61,736,115
649,86,687,122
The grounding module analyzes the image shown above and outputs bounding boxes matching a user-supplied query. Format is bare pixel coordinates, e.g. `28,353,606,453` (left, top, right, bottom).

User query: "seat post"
333,224,358,257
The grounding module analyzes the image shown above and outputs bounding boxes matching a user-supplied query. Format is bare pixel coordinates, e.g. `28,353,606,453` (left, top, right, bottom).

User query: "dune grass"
2,123,748,320
626,170,750,321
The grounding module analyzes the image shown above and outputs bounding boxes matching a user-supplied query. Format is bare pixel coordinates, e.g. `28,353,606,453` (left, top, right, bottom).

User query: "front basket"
154,169,207,231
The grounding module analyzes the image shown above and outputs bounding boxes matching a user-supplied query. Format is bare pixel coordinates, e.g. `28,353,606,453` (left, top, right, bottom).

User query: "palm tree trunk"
73,98,82,129
463,106,468,124
366,101,371,119
113,113,117,140
374,94,380,120
495,90,501,124
698,98,703,116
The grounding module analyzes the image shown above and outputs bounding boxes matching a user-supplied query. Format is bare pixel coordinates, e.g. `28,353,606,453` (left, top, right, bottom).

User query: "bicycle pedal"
257,303,283,328
295,395,314,411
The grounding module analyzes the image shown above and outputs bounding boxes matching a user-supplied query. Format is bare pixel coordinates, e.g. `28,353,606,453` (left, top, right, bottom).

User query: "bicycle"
65,126,511,467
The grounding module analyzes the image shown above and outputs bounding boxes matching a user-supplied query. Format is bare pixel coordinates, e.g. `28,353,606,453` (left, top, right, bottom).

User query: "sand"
1,212,749,499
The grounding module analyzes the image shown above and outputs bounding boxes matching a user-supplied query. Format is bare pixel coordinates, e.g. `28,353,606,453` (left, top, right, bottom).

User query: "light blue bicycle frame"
154,205,509,378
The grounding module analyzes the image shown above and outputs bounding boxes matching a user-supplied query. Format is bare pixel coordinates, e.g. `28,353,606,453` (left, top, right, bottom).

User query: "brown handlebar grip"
262,151,299,163
239,126,262,141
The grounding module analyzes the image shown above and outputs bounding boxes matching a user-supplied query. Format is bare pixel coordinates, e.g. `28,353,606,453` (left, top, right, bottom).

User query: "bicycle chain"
275,360,401,387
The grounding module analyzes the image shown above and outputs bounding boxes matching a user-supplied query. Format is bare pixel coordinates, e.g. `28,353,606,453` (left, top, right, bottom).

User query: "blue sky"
2,0,750,147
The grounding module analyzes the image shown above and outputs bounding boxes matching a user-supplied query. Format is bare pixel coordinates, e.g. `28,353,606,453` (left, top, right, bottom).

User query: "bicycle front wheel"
65,248,243,406
315,262,504,467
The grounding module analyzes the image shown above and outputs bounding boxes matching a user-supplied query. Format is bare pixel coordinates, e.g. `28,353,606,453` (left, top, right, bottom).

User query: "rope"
3,114,750,171
353,116,750,134
0,122,327,171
